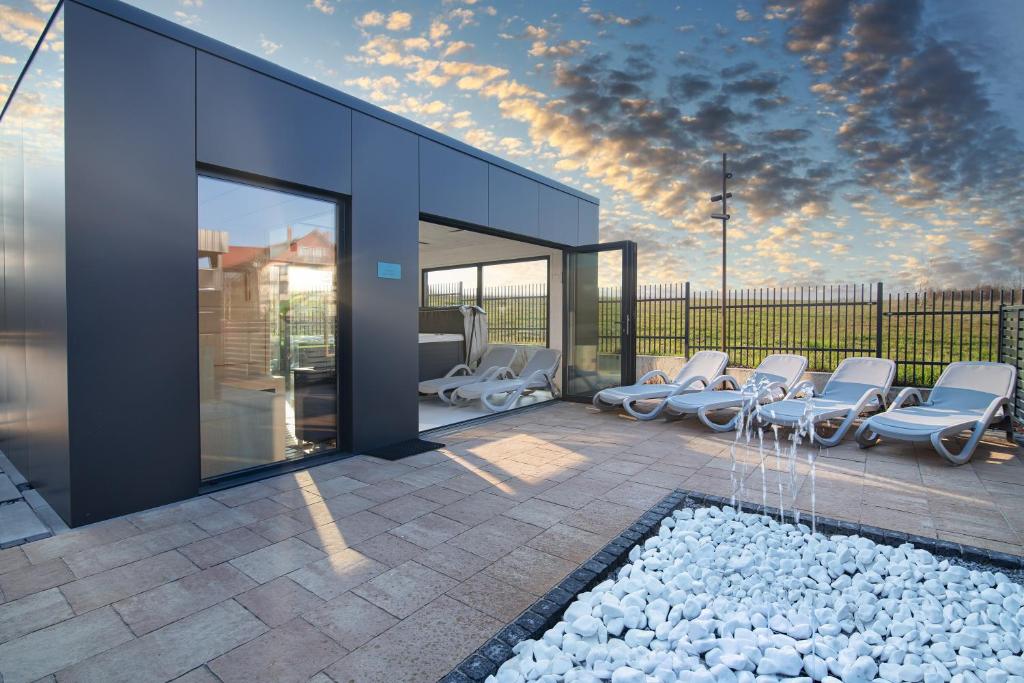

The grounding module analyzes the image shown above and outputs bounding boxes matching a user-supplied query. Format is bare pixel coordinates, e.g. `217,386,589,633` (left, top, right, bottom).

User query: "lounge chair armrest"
637,370,670,385
889,387,924,410
709,374,740,390
522,369,553,386
678,375,709,391
785,380,816,400
444,364,472,378
982,396,1011,423
490,366,516,380
759,381,788,401
478,366,505,380
854,387,887,412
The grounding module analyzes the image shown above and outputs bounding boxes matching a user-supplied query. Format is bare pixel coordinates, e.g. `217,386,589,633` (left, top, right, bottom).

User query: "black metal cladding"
0,0,596,526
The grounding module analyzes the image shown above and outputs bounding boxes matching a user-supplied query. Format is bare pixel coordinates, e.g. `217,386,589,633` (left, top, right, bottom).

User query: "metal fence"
1001,306,1024,433
424,283,549,346
598,283,1022,386
424,280,1021,386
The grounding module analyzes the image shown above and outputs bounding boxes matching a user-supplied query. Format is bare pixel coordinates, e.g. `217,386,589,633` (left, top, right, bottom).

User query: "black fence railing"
1000,305,1024,433
599,283,1022,387
424,283,549,346
425,280,1021,387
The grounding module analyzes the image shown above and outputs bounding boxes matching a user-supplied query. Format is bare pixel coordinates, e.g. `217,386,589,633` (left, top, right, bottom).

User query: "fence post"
875,282,884,358
684,281,691,359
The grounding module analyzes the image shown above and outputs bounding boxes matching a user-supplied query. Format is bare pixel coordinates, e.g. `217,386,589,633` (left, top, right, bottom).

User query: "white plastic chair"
758,357,896,447
600,351,729,420
454,348,561,412
855,361,1017,465
417,345,518,404
660,354,808,432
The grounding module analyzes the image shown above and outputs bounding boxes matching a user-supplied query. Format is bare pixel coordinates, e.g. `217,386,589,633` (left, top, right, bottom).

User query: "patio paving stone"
288,548,387,601
0,557,74,601
369,493,441,524
1,401,1019,680
304,592,398,650
0,606,133,683
61,550,198,614
207,617,345,683
482,545,577,596
235,576,325,628
324,595,499,683
447,571,537,621
63,522,208,578
352,560,457,618
0,500,50,547
178,527,270,569
53,600,266,683
298,511,398,554
0,587,74,644
112,563,255,635
230,538,326,584
390,512,469,548
352,532,425,567
415,542,493,581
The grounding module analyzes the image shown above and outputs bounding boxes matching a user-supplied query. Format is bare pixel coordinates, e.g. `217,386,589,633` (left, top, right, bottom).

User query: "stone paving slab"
0,402,1019,681
0,473,20,503
0,500,50,548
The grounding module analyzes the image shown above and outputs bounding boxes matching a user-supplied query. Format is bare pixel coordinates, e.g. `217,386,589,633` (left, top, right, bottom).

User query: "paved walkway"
0,403,1019,682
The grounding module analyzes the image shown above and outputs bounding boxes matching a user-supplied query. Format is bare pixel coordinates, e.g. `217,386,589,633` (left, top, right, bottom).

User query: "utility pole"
710,153,732,352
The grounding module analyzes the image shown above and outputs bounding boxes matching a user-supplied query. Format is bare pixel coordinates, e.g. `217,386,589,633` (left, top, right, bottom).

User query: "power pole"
710,153,732,352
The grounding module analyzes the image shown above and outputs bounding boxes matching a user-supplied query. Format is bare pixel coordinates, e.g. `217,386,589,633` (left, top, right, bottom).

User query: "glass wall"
0,7,67,479
198,176,338,479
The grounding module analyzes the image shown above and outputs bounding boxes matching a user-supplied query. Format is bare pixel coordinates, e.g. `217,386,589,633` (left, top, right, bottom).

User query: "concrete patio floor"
0,402,1020,683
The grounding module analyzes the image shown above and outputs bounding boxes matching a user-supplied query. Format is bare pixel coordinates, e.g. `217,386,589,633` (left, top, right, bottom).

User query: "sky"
2,0,1023,291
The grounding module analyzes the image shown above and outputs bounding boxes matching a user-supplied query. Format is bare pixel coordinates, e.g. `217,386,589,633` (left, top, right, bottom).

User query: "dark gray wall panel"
579,200,600,245
539,185,579,246
350,112,419,451
419,139,488,226
65,3,198,526
488,166,539,239
197,52,352,194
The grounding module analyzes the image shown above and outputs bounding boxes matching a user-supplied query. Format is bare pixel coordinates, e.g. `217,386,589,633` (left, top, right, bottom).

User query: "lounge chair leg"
854,421,880,449
592,394,617,411
622,397,666,421
931,424,985,466
697,406,740,432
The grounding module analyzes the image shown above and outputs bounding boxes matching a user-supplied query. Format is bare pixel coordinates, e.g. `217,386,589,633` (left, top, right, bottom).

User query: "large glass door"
198,175,340,480
563,241,637,400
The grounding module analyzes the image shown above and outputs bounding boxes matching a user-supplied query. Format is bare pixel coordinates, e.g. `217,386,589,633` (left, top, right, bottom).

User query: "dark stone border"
439,488,1024,682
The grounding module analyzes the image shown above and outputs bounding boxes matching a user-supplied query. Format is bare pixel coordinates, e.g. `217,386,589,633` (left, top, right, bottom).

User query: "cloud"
580,4,651,27
386,11,413,31
259,34,281,56
0,54,16,65
736,8,753,22
429,20,450,41
308,0,334,15
0,3,48,48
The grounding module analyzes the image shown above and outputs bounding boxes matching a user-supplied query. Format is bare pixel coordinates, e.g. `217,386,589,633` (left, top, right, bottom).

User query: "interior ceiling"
418,220,518,255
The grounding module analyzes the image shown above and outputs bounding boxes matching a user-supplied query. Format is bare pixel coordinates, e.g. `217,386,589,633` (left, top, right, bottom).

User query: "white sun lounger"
417,345,518,404
757,357,896,447
855,361,1017,465
592,351,728,420
660,354,808,432
454,348,561,412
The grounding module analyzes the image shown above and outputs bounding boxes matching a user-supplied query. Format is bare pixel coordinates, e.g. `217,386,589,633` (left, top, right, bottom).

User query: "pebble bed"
485,505,1024,683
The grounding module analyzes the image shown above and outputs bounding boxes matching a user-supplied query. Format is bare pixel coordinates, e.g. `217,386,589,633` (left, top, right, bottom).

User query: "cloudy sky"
2,0,1022,290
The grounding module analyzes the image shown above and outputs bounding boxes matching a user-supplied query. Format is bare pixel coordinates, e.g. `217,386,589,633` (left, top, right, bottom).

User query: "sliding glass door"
563,242,637,400
198,175,339,479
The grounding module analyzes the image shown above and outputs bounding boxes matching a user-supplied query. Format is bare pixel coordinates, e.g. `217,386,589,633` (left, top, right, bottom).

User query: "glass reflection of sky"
198,176,335,248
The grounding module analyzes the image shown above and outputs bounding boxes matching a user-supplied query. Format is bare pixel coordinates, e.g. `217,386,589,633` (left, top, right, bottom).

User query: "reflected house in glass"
0,0,623,528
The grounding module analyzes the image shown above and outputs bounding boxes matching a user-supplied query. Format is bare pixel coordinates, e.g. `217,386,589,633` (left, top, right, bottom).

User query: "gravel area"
486,505,1024,683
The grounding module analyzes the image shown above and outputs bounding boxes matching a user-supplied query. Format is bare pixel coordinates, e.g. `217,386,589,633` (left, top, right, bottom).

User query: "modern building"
0,0,637,528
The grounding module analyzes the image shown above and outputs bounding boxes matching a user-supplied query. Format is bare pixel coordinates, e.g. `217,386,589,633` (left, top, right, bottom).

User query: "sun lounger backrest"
676,351,728,386
520,348,561,378
930,362,1016,411
475,346,518,376
751,354,807,390
823,357,895,403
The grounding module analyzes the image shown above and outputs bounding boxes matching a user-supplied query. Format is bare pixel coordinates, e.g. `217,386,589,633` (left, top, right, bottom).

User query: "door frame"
561,240,638,401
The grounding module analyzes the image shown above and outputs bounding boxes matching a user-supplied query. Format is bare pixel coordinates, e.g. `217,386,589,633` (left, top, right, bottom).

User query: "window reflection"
198,176,338,479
